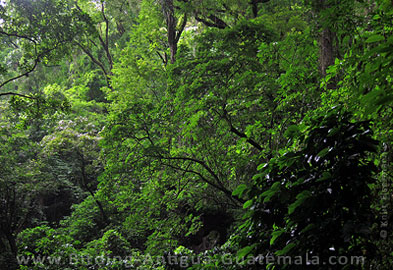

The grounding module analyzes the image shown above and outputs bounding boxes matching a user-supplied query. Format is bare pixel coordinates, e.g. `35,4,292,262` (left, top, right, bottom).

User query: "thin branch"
77,150,109,224
75,41,107,75
156,51,168,65
97,33,112,70
88,38,99,48
154,154,244,204
100,0,109,48
0,30,37,44
6,39,19,49
176,162,192,197
159,156,221,183
74,41,113,90
0,92,36,99
161,161,243,204
0,61,38,90
229,124,263,151
222,109,263,151
0,38,68,90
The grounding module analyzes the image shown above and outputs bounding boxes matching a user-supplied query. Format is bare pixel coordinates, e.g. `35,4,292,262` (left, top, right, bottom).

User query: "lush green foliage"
237,108,378,269
0,0,392,269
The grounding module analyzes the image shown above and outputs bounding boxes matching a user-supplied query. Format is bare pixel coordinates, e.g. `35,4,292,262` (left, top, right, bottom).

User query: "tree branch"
229,124,263,151
0,38,68,90
222,109,263,151
161,161,243,204
0,92,36,99
194,13,228,29
0,61,38,90
156,51,168,65
0,30,37,44
250,0,270,18
74,41,113,90
75,41,107,75
159,156,221,183
77,150,109,224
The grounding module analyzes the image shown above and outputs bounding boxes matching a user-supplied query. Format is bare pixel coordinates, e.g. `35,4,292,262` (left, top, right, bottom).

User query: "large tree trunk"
162,0,177,64
319,27,335,77
315,0,337,88
162,0,187,64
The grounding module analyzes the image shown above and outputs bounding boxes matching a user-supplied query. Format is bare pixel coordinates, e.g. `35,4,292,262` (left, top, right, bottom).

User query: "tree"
72,0,136,89
0,0,91,92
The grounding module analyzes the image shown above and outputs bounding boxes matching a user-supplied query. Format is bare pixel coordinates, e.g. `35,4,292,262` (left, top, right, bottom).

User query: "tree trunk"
319,27,335,78
162,0,187,64
315,0,337,88
162,0,177,64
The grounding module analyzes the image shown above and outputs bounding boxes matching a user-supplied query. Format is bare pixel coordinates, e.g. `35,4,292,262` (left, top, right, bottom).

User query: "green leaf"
317,147,329,158
288,190,311,214
243,199,254,209
316,172,331,182
284,125,300,138
261,182,280,203
327,127,339,137
237,245,255,259
366,34,385,43
270,229,284,245
232,184,248,197
300,224,315,234
257,162,267,171
275,242,296,256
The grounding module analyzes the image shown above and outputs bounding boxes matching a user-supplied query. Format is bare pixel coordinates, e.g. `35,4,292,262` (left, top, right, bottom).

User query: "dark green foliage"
237,108,378,269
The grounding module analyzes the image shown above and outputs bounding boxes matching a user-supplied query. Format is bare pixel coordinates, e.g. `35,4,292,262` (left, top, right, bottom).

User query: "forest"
0,0,392,269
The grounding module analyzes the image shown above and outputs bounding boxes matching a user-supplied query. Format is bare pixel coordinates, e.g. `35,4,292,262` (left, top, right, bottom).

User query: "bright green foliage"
17,225,79,270
0,0,392,269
